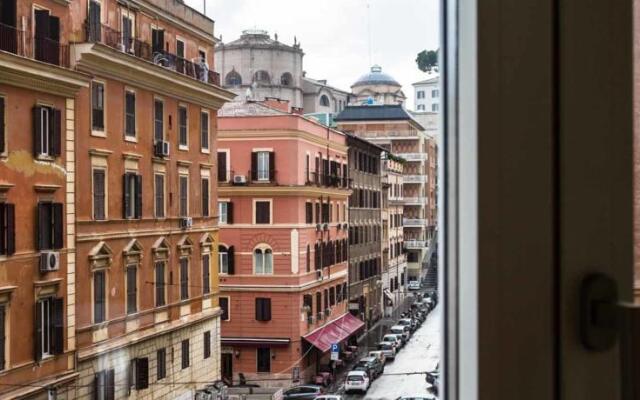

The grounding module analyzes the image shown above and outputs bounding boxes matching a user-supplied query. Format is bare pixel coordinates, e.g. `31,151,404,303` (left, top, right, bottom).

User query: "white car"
344,370,370,394
377,342,397,360
315,396,343,400
408,280,421,290
382,333,403,349
390,325,411,341
368,350,387,365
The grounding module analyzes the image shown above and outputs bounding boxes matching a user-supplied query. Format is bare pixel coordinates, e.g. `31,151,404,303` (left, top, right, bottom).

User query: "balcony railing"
403,218,428,227
403,196,427,205
404,240,427,249
306,171,351,189
404,174,428,184
84,22,221,86
350,130,421,139
0,22,69,68
396,153,427,161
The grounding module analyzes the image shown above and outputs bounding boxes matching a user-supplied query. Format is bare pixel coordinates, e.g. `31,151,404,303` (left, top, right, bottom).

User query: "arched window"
225,70,242,86
254,70,271,84
280,72,293,86
254,245,273,274
319,95,330,107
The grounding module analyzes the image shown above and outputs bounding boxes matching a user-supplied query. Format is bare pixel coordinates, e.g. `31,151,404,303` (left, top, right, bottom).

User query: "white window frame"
38,298,51,358
219,296,230,321
219,246,228,274
253,199,272,225
257,151,269,181
178,104,189,150
253,244,273,275
200,109,210,153
218,201,228,224
124,88,137,141
91,166,108,221
154,172,166,219
179,174,189,217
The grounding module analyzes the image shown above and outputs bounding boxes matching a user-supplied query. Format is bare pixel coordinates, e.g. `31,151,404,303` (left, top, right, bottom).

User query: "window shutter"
0,97,4,154
227,246,235,275
34,302,42,361
123,173,130,218
202,254,210,294
122,16,132,50
106,369,115,400
227,202,234,224
52,297,64,354
202,178,209,217
93,372,101,400
204,331,211,359
52,203,63,249
0,306,4,370
93,170,105,220
134,174,142,219
89,1,101,42
255,298,261,321
135,357,149,390
37,202,48,250
33,106,42,156
265,298,272,321
5,203,14,255
251,152,258,180
268,151,275,181
217,152,226,182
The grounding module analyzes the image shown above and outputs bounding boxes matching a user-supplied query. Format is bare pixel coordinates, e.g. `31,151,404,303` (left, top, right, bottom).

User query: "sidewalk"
326,293,418,393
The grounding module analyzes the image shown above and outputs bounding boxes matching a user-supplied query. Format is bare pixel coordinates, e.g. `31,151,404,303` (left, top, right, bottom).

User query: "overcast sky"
185,0,440,110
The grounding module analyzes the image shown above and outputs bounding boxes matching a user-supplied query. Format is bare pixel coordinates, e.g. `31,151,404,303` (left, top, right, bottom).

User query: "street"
338,304,441,400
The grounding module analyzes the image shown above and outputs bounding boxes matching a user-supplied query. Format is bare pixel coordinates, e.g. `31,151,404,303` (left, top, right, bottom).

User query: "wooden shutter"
125,91,135,136
220,297,229,320
268,151,275,181
227,202,234,224
122,16,131,50
123,173,130,218
52,203,63,249
204,331,211,359
0,97,4,154
251,152,258,181
34,301,42,361
264,298,271,320
33,106,42,156
202,178,209,217
93,372,101,400
202,254,210,294
0,306,4,370
106,369,115,400
51,297,64,354
200,112,209,149
180,258,188,300
94,271,104,323
134,174,142,219
135,358,149,390
217,152,227,182
88,1,101,42
93,170,105,220
255,298,262,321
4,204,14,255
155,262,165,307
227,246,235,275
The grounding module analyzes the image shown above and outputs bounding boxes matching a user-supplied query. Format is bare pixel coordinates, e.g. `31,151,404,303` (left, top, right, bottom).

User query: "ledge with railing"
0,22,69,68
84,22,220,86
305,171,352,189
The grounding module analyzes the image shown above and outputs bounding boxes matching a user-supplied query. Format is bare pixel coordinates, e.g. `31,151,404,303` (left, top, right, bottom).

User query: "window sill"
124,135,138,143
91,130,107,138
35,155,56,162
201,149,211,154
179,145,189,151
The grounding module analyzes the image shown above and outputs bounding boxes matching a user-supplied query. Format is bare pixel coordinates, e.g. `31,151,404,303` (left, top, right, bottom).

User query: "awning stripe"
302,313,365,353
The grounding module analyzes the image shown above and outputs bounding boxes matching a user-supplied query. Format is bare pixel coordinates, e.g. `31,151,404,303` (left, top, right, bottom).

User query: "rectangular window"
219,202,228,224
122,14,133,52
33,105,60,157
125,90,136,137
154,174,165,218
94,369,115,400
257,348,271,373
92,81,104,131
155,261,165,307
154,100,163,142
87,0,101,42
201,177,210,217
0,305,5,371
178,106,188,147
220,297,229,321
94,270,106,323
123,173,142,219
305,202,313,223
151,27,164,54
432,103,439,112
129,357,149,391
181,339,190,369
257,151,269,181
37,202,63,250
432,89,439,98
179,175,188,217
417,90,425,99
200,111,209,150
219,247,229,274
0,97,5,154
202,254,210,295
93,169,106,220
35,297,63,360
255,298,272,321
156,348,166,380
0,202,16,256
203,331,211,359
180,258,189,300
126,265,137,315
217,152,227,182
255,201,270,224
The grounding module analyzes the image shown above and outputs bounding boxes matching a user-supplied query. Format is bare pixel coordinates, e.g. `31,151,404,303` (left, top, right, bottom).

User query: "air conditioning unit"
233,175,247,185
39,251,60,272
180,217,193,229
154,140,170,157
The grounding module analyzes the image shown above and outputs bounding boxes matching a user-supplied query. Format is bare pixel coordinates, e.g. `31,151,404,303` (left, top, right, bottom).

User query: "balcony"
351,130,422,140
403,196,427,205
0,22,69,68
306,171,351,189
84,23,220,86
404,240,427,249
223,170,279,185
396,153,427,162
404,174,428,184
403,218,428,227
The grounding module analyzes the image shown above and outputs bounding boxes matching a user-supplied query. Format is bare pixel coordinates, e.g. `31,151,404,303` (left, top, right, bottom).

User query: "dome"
352,65,400,87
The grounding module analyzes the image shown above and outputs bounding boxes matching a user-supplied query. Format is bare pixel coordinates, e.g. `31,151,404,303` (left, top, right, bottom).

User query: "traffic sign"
330,343,339,360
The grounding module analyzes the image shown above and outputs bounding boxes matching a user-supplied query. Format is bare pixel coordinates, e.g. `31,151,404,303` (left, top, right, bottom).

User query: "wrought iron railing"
0,22,69,68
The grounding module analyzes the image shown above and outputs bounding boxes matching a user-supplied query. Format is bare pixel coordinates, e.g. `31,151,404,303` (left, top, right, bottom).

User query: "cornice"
73,43,235,110
218,185,351,197
218,129,348,153
0,51,89,97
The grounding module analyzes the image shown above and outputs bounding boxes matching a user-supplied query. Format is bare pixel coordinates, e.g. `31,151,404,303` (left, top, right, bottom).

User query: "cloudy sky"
185,0,440,110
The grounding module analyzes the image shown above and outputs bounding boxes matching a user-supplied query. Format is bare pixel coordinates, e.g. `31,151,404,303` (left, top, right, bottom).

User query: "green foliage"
416,49,439,73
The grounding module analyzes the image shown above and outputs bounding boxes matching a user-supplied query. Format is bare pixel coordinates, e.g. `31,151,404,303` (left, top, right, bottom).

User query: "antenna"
366,0,372,66
203,0,207,15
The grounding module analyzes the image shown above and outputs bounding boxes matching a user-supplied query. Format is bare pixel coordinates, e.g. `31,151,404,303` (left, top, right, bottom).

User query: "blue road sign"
331,343,339,353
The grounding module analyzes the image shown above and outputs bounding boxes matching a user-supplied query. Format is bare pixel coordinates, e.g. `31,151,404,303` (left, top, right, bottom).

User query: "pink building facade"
216,101,361,387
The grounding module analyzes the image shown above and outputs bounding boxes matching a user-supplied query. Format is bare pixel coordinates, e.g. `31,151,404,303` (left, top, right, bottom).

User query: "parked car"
282,385,325,400
353,356,385,379
344,371,370,394
377,342,397,360
408,280,421,290
398,318,418,332
395,397,436,400
382,334,403,349
368,350,387,365
390,325,411,341
315,396,343,400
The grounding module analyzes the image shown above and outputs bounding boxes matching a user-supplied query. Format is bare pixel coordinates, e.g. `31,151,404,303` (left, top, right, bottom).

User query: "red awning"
303,313,365,353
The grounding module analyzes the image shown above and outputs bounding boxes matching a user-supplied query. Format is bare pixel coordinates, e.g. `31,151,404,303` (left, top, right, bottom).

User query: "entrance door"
222,353,233,382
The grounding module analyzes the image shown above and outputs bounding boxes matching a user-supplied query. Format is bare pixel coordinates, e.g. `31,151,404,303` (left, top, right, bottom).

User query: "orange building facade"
216,100,361,387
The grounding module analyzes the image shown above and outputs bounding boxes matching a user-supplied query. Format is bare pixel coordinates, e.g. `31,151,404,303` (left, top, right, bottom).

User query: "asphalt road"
337,304,440,400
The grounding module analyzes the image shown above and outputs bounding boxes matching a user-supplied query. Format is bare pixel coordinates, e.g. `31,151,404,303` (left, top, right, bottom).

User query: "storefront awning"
302,313,365,353
383,289,394,306
221,337,291,346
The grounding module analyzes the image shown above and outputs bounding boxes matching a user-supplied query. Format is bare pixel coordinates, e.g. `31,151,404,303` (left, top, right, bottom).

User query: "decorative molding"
219,185,351,198
73,43,235,110
34,184,62,193
122,152,143,160
176,160,193,167
88,241,113,271
0,183,14,192
34,278,63,298
0,286,17,304
199,162,214,168
218,129,348,153
89,148,114,157
0,52,89,98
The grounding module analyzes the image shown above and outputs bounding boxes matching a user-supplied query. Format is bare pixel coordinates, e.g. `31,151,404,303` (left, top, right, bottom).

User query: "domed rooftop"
217,29,303,53
352,65,401,87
